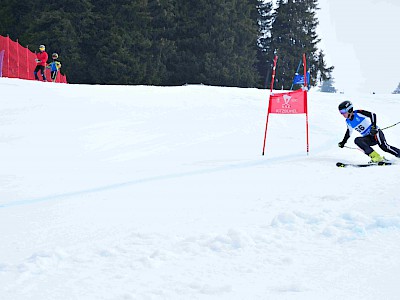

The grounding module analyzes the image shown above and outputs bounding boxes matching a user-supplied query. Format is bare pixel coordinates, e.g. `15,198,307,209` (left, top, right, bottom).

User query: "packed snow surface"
1,78,400,299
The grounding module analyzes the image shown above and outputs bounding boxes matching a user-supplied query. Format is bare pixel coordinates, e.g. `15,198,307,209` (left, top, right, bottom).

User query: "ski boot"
368,151,384,164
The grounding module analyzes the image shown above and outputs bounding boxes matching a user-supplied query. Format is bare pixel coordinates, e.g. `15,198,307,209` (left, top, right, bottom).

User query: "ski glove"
338,141,345,148
370,126,378,136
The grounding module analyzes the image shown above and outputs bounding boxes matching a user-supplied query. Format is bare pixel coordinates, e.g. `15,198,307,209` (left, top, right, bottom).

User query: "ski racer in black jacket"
338,100,400,163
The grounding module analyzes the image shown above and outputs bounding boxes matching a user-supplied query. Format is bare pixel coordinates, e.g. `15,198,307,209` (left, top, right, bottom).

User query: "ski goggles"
339,106,352,114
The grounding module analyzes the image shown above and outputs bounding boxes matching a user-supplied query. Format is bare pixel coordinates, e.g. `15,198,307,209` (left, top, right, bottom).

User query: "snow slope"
1,78,400,299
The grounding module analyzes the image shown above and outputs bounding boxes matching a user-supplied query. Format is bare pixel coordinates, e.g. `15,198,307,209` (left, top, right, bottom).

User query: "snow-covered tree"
392,83,400,94
320,78,337,93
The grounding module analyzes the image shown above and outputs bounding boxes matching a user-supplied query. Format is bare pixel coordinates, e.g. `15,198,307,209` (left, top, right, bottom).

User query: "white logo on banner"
282,94,292,108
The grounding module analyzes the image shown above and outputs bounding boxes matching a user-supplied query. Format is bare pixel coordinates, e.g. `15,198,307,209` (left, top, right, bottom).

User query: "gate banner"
268,88,307,114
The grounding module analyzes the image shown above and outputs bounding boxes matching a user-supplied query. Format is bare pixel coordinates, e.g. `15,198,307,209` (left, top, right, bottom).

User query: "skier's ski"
336,161,393,168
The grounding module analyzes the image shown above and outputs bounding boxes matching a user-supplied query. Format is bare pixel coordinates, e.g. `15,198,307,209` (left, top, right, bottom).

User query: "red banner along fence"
0,35,67,83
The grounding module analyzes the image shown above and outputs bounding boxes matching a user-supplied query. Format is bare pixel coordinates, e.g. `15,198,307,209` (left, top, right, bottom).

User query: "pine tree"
16,0,94,83
147,0,178,85
263,0,333,90
314,50,334,83
84,0,155,85
393,83,400,94
256,0,274,88
0,0,35,41
168,0,260,87
320,78,337,93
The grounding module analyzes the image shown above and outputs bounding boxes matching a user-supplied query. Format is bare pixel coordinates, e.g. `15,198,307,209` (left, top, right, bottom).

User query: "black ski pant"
51,70,58,82
355,130,400,158
34,65,47,81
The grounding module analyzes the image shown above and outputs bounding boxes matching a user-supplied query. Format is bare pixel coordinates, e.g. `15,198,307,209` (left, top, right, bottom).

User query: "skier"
338,100,400,163
34,44,48,81
47,53,62,82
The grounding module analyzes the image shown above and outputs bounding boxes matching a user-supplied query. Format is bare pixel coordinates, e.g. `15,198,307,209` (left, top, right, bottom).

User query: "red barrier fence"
0,35,67,83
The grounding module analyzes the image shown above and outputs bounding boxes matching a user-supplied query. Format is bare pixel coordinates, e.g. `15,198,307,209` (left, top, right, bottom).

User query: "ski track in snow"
0,154,310,209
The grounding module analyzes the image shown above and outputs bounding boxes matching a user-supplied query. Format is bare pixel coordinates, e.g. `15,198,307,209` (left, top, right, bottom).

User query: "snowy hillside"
1,78,400,299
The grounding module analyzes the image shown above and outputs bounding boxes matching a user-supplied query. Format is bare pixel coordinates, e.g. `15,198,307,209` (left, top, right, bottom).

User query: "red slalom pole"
269,55,278,92
303,53,307,88
262,55,278,155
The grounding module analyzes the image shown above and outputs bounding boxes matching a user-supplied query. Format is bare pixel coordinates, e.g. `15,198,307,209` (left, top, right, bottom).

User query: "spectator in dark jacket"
34,44,48,81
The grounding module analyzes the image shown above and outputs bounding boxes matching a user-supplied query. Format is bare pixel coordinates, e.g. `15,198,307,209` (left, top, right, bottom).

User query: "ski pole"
381,121,400,131
344,145,363,152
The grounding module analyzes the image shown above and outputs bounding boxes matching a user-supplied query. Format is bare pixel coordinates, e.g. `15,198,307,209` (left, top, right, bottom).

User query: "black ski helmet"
338,100,353,113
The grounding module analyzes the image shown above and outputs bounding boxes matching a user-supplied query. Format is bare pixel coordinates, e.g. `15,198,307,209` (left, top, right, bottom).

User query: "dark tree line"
0,0,333,88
